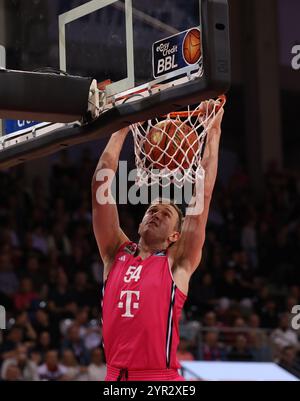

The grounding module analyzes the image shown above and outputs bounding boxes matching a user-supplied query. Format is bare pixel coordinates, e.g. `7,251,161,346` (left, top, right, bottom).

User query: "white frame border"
59,0,135,97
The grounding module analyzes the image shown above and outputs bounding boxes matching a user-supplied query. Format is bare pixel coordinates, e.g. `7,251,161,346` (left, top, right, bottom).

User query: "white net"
130,96,225,188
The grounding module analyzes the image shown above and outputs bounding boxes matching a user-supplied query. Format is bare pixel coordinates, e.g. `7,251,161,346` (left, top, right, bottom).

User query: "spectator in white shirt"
271,313,299,356
1,345,39,381
61,349,87,381
37,350,68,381
86,348,106,381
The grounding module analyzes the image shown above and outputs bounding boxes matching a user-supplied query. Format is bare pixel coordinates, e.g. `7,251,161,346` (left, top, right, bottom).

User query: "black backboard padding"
0,69,93,123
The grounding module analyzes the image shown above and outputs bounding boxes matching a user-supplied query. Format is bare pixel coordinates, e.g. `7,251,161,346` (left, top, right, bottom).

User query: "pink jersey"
101,242,187,374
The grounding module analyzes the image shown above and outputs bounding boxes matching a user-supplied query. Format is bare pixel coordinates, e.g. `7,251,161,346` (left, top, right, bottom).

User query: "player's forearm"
94,128,130,176
202,127,221,197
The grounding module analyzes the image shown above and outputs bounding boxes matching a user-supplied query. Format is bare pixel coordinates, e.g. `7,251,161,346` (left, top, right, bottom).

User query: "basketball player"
92,101,224,381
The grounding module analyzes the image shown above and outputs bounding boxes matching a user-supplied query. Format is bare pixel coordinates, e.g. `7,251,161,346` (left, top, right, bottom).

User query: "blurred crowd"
0,148,299,380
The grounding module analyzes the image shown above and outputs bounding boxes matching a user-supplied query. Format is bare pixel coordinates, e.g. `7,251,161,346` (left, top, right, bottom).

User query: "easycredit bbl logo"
152,27,202,78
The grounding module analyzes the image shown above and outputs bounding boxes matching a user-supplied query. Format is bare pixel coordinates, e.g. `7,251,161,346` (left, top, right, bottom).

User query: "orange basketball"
144,119,199,170
183,28,202,65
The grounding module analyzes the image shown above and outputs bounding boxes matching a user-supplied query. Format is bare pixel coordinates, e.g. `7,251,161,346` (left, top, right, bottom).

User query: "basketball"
183,28,202,65
144,119,199,170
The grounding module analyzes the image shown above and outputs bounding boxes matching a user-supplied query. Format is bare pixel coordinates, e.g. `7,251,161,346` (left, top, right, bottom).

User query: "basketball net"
130,95,226,188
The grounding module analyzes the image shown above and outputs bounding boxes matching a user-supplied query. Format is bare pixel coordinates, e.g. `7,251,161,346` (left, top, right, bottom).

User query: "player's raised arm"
92,127,130,274
171,104,225,278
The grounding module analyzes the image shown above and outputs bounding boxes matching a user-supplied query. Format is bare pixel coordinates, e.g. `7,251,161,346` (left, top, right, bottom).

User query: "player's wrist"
207,126,221,137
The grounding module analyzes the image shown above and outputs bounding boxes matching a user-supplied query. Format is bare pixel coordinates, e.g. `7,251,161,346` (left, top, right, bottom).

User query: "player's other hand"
199,97,225,133
210,107,224,133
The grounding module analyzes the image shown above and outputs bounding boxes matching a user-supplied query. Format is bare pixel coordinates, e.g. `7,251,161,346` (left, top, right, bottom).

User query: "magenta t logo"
118,291,140,318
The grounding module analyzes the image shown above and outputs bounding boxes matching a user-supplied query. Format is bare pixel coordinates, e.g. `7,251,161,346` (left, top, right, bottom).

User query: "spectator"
47,222,71,257
13,277,39,311
29,351,42,367
87,348,106,381
1,365,22,381
33,308,60,348
254,285,271,313
73,308,89,338
70,272,97,308
84,326,102,352
259,299,279,329
37,350,68,381
278,346,300,379
90,255,104,285
22,233,39,261
50,198,70,227
216,268,244,301
188,273,217,315
31,331,52,361
24,254,46,291
202,311,222,329
0,326,24,361
61,349,87,381
67,246,89,276
179,310,201,345
246,313,272,361
15,311,37,342
247,330,272,362
227,334,254,362
271,313,299,354
73,310,102,351
286,296,299,316
33,309,51,335
201,331,227,361
222,316,247,346
48,269,73,317
61,324,90,365
0,252,19,296
248,313,261,329
32,226,49,255
1,345,39,381
241,220,258,269
232,250,255,296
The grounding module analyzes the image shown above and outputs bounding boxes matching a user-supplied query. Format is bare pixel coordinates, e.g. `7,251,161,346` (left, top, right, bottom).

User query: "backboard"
0,0,230,168
58,0,204,98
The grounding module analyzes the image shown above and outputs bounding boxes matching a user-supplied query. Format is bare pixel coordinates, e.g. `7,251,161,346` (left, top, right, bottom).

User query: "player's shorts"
105,364,185,381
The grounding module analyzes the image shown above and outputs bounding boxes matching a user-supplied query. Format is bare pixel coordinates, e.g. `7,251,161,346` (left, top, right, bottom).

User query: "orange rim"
165,95,226,118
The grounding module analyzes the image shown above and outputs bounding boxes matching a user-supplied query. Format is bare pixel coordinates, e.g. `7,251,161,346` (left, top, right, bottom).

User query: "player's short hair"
149,198,184,232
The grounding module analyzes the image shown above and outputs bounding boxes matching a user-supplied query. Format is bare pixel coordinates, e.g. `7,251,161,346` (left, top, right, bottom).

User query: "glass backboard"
0,0,230,168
